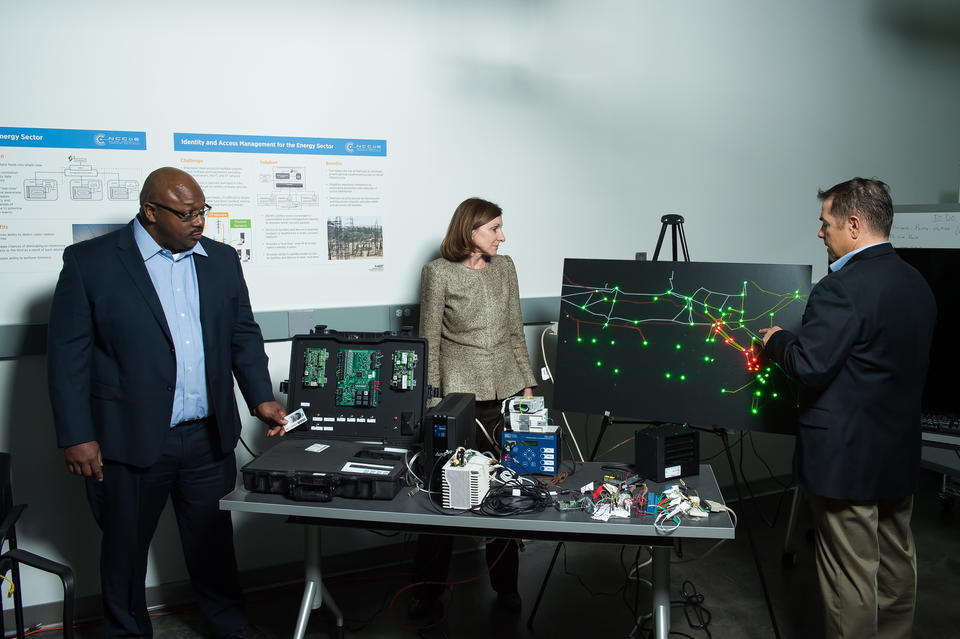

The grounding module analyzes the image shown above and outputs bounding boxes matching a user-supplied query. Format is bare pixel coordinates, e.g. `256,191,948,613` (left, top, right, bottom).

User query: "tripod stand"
652,214,690,262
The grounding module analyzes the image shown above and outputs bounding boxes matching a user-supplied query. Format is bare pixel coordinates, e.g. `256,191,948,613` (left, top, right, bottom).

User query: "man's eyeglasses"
149,201,212,222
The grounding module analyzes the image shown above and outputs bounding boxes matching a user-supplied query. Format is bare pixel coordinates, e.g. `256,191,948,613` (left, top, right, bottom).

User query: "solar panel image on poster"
553,259,811,433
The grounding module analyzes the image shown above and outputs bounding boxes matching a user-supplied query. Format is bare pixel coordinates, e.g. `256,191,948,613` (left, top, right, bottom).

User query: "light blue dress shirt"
133,218,209,427
829,241,890,272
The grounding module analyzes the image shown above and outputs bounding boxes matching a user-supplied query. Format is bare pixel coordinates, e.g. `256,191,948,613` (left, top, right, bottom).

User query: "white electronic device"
441,452,491,510
507,395,549,432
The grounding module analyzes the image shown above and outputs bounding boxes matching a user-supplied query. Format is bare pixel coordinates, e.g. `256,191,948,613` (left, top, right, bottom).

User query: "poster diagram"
554,259,812,433
257,165,320,210
21,156,139,202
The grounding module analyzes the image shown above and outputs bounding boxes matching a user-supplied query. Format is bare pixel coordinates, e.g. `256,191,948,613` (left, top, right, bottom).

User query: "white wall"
2,0,959,612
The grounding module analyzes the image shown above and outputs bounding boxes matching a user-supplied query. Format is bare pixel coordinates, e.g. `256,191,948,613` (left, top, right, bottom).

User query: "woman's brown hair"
440,197,502,262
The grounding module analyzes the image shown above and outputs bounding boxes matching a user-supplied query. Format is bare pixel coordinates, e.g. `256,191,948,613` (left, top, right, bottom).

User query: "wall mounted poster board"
554,259,811,434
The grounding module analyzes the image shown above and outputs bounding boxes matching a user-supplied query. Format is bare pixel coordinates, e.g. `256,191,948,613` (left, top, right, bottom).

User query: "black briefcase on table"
241,327,429,501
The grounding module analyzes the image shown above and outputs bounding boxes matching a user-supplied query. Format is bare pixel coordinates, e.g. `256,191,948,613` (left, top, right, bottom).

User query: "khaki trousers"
807,493,916,639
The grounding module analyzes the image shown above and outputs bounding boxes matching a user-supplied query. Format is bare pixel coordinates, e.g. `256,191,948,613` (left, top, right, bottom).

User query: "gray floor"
54,468,960,638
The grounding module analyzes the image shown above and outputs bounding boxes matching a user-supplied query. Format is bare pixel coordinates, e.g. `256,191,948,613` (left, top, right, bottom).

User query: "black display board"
554,259,811,433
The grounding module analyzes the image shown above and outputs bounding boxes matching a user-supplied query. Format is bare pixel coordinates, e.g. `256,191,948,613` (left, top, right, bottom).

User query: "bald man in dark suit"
760,178,936,639
48,167,288,639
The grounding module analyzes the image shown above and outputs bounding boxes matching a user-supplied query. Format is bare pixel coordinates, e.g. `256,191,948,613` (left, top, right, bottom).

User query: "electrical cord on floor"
622,545,653,625
388,535,511,632
558,543,630,598
629,579,713,639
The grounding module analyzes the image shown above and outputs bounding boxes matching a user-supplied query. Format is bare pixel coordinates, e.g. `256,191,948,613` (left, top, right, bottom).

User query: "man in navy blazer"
760,178,936,638
48,167,288,639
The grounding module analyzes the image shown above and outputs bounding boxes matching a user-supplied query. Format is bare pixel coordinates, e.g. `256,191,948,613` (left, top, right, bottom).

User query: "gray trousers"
807,493,916,639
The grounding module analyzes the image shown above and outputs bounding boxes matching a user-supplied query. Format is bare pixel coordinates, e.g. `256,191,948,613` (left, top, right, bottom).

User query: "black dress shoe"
496,591,522,613
408,596,442,620
216,623,273,639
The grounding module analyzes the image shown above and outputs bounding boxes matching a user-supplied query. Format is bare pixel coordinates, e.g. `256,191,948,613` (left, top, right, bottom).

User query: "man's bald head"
137,167,207,252
139,167,202,213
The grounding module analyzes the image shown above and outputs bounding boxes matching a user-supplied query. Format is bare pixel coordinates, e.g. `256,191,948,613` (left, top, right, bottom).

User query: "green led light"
772,392,779,398
653,296,659,302
603,323,609,328
642,340,649,346
720,388,726,393
591,338,597,344
769,312,775,317
755,390,761,396
603,297,608,301
576,337,582,343
596,361,602,367
610,340,616,346
614,286,620,291
680,375,686,381
665,372,671,379
751,408,758,414
633,320,639,325
675,344,681,350
581,305,586,310
703,356,710,361
613,368,620,374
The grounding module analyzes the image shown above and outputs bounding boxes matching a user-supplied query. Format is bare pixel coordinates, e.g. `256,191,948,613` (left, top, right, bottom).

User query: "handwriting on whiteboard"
890,212,960,248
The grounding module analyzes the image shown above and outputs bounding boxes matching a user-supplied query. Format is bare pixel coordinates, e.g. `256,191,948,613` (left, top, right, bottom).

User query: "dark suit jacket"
47,221,275,469
766,243,936,500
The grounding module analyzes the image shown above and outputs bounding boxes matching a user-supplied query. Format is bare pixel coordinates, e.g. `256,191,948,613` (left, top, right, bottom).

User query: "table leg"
651,545,671,639
526,541,564,629
293,526,344,639
782,486,801,565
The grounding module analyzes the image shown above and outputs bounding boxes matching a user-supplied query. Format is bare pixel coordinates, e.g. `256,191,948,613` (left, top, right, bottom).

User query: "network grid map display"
554,259,811,433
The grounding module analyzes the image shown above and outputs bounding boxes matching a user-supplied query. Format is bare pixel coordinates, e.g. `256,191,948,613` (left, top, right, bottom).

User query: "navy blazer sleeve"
47,244,97,448
225,248,274,411
766,275,859,390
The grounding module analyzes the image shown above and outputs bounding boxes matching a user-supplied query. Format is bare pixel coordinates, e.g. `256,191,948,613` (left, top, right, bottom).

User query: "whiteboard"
891,205,960,249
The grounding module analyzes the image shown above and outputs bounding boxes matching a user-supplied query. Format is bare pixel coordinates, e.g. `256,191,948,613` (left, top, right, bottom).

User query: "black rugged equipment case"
241,328,429,501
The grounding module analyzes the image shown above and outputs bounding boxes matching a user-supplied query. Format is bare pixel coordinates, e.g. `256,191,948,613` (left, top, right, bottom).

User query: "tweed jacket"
419,254,537,402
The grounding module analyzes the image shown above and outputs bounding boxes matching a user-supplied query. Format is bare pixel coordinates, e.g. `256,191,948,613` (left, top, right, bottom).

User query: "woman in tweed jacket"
410,197,537,618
